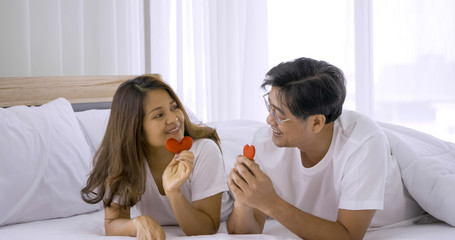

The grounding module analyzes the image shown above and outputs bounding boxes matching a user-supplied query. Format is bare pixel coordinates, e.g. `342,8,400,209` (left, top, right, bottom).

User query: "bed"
1,76,454,240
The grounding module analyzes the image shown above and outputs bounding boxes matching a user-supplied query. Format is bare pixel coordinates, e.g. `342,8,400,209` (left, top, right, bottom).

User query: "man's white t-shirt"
252,110,424,227
130,138,233,225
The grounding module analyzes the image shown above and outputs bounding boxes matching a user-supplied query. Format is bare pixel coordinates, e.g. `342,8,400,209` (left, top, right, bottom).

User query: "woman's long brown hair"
81,74,220,208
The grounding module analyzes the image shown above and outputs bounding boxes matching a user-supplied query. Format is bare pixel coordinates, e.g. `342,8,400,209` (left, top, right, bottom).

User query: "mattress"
0,210,454,240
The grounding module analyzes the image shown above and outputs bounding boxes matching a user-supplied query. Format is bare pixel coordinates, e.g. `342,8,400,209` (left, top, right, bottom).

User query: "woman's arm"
167,191,223,235
163,149,223,235
104,202,165,240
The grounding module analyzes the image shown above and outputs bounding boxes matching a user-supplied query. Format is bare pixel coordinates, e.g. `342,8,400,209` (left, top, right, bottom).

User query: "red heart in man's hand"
166,136,193,154
243,144,256,160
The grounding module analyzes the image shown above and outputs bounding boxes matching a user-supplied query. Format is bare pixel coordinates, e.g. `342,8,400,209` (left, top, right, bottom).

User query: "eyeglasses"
263,93,290,125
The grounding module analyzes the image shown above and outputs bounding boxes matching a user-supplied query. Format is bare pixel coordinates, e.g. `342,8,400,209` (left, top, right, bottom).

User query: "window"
372,0,455,142
267,0,455,142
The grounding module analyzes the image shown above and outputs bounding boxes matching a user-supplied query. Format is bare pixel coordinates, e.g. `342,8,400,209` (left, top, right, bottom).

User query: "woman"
81,74,232,239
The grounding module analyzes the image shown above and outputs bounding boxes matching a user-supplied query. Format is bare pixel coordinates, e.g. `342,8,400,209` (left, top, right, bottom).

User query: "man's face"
265,87,315,149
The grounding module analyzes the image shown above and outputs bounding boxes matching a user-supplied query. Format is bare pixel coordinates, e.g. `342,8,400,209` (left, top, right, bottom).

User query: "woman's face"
142,89,185,148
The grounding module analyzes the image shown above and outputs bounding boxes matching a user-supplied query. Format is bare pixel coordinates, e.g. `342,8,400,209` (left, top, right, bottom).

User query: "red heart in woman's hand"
166,136,193,154
243,144,256,160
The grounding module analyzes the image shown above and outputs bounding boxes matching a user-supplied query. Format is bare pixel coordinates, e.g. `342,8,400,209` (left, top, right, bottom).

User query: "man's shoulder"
339,109,373,122
336,110,387,147
338,110,383,133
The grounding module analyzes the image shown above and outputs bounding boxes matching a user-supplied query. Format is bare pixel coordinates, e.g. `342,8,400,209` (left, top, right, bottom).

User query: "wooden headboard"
0,75,137,108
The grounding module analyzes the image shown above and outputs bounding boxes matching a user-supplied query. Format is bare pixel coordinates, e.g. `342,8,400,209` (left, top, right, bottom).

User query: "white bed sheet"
1,210,454,240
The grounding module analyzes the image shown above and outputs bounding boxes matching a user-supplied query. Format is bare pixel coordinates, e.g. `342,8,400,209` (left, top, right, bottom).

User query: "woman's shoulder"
191,138,220,154
192,137,217,146
191,138,223,168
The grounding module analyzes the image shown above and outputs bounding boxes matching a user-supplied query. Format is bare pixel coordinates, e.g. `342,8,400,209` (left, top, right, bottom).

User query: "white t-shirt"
130,138,233,225
252,110,424,227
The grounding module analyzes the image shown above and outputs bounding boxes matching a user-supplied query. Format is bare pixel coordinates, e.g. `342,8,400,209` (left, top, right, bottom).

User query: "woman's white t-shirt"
129,138,232,225
252,110,424,227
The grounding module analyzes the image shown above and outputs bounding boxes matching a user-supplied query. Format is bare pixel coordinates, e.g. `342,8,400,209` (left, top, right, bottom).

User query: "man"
227,57,424,240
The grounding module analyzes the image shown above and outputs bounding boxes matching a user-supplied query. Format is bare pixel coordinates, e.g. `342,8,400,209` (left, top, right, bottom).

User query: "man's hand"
228,155,280,213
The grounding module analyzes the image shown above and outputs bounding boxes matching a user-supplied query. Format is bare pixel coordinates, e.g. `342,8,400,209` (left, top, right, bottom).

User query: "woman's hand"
162,150,194,195
133,215,165,240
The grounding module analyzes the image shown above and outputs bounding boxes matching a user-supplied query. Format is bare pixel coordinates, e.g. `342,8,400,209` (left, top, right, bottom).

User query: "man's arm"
226,177,268,234
265,198,375,240
228,156,375,240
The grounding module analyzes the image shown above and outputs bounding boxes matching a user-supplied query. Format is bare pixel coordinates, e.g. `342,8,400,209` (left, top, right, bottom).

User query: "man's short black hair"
262,57,346,123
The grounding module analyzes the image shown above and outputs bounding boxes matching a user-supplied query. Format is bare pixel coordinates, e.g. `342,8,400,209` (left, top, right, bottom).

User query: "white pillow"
380,122,455,227
207,120,266,176
0,98,102,226
75,109,111,155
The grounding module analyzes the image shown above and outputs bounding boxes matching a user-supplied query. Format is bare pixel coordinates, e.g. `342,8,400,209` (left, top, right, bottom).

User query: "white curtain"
147,0,269,122
1,0,454,141
372,0,455,142
0,0,268,123
266,0,455,143
0,0,144,77
267,0,356,110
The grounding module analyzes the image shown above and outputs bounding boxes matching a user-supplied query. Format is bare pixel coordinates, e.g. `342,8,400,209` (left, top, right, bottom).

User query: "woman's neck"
145,146,175,171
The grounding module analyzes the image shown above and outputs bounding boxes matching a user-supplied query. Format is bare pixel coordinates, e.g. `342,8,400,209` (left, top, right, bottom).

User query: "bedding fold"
380,122,455,227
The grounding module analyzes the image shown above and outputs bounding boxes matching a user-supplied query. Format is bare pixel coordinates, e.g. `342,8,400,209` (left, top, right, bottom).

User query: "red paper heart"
166,136,193,154
243,144,256,160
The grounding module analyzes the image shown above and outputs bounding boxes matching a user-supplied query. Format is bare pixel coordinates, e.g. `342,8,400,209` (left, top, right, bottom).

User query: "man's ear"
310,114,326,133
